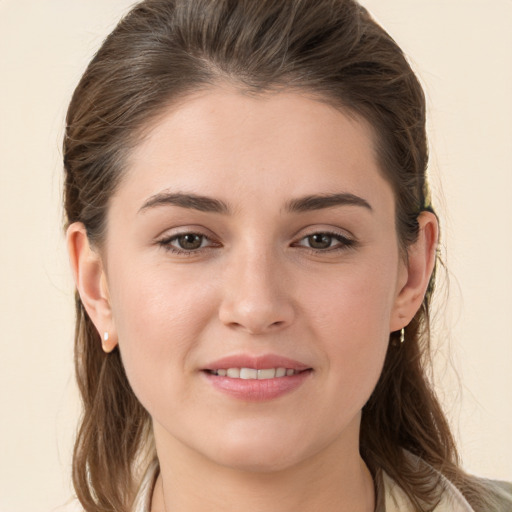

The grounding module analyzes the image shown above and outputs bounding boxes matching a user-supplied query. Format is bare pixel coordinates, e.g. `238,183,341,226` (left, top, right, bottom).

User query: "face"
102,89,409,472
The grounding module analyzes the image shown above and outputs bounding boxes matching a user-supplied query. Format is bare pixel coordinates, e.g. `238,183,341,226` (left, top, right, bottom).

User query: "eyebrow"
139,192,230,214
138,191,372,215
285,193,373,213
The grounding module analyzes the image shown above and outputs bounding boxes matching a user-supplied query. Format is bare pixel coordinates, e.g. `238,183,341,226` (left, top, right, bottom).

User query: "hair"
63,1,498,511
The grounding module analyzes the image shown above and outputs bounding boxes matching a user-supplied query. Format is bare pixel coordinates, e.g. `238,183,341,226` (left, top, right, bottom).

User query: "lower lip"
203,370,312,401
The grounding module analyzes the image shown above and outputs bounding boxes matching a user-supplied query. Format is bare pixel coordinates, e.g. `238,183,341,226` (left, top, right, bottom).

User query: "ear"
390,211,439,332
66,222,118,353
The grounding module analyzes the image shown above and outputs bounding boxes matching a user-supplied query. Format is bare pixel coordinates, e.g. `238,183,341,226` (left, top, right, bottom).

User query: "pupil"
179,234,202,250
309,234,331,249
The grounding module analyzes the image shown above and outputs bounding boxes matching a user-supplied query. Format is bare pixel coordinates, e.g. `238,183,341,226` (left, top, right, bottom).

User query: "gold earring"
400,328,405,344
102,331,116,353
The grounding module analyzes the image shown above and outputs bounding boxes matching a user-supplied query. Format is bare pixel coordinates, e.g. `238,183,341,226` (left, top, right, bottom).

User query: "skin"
68,89,438,512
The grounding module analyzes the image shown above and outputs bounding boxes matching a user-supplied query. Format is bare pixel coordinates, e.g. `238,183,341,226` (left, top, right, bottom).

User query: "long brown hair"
64,1,494,510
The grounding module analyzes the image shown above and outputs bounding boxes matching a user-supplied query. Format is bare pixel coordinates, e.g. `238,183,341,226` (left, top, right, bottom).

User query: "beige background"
0,1,511,510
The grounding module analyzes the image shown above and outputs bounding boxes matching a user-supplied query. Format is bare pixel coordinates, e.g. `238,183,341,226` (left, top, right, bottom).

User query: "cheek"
110,262,216,343
303,261,398,340
107,265,218,408
301,264,396,399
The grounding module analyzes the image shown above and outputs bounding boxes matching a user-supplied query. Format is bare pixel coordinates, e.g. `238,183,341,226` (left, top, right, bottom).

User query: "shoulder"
382,452,512,512
382,470,474,512
481,479,512,511
491,479,512,496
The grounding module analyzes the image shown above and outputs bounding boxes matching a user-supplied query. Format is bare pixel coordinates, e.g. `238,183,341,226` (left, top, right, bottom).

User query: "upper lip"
203,354,311,371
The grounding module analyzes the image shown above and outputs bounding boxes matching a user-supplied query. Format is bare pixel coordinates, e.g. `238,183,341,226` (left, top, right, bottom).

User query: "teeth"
275,367,286,378
258,368,276,379
240,368,258,379
226,368,240,378
212,367,299,379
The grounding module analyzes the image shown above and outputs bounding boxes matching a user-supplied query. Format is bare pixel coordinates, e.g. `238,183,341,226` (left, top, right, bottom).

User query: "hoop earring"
400,328,405,344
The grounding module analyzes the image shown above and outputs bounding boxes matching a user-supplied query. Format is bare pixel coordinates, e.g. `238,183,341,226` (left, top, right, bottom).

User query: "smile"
208,368,300,379
202,354,312,400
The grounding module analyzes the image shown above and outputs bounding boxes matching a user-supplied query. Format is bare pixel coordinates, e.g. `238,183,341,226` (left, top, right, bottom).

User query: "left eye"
296,232,353,250
159,233,212,252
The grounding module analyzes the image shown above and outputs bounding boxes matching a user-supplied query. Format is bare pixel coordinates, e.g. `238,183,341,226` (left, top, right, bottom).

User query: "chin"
201,424,320,474
211,444,305,474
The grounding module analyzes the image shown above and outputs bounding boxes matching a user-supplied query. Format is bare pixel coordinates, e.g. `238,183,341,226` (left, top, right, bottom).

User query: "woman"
63,0,511,511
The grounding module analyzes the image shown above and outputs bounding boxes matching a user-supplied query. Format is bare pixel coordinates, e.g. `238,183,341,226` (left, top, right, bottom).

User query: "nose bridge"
219,239,294,334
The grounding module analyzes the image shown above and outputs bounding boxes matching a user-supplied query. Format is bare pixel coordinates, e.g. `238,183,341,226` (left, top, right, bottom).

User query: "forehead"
118,88,393,215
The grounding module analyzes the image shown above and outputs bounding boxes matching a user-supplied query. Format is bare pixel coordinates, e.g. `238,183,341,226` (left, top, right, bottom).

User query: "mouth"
205,367,305,379
202,354,313,401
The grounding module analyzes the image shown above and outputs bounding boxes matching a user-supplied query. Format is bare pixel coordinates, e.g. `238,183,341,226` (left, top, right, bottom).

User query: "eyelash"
157,232,218,255
293,231,356,252
157,230,356,255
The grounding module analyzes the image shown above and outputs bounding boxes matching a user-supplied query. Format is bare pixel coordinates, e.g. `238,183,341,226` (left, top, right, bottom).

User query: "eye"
295,231,355,251
305,233,336,250
158,232,216,253
174,233,206,250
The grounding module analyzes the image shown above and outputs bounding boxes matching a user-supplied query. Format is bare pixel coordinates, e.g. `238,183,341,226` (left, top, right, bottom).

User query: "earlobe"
66,222,118,352
390,211,439,332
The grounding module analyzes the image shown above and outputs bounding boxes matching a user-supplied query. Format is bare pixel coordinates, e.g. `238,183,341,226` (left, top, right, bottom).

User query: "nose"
218,246,295,335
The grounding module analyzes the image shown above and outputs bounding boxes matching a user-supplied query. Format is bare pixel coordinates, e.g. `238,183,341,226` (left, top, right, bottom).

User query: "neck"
150,425,374,512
